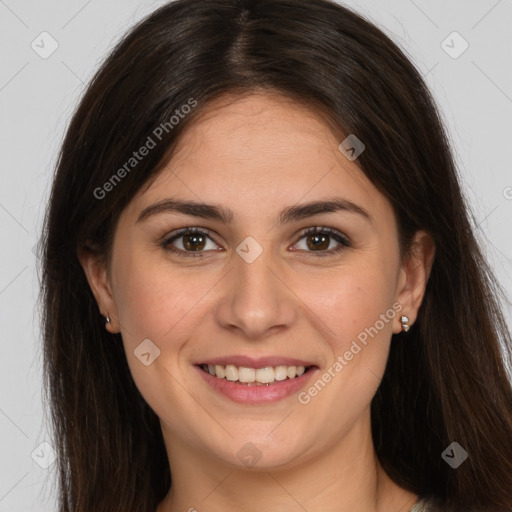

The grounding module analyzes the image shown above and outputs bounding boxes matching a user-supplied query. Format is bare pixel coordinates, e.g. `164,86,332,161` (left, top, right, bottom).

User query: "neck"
156,413,418,512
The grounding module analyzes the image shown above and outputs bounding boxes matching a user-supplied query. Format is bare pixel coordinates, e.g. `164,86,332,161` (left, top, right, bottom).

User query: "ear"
77,244,119,333
394,230,435,333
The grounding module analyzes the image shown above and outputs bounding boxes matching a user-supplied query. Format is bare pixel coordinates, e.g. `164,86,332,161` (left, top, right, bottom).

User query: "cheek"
111,254,212,415
297,261,398,426
112,249,222,350
310,258,398,351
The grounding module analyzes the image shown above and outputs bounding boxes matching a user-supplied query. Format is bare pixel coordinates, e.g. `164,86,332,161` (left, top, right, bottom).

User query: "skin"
79,92,435,512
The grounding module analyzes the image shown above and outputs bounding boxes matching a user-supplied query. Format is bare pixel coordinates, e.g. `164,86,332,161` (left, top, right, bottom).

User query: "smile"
199,363,310,385
195,362,319,404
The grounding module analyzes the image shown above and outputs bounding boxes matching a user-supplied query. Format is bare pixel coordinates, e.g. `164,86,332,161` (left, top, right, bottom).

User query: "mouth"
197,363,316,386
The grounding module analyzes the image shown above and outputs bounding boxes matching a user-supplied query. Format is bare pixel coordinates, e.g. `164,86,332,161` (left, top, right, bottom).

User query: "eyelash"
160,226,351,258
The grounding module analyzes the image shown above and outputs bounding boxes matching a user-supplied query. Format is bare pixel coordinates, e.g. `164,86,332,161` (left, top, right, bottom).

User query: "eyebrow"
136,196,374,226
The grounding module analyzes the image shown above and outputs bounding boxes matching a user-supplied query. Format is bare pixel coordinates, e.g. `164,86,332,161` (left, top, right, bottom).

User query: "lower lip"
195,365,318,404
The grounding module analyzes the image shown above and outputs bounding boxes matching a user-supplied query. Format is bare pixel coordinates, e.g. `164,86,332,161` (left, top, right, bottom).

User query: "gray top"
409,498,435,512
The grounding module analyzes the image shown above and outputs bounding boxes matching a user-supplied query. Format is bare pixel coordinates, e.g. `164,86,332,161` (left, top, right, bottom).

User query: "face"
81,92,433,472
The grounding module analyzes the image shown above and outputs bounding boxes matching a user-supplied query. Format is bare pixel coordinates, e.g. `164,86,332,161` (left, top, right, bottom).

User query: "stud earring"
400,315,410,332
105,315,111,325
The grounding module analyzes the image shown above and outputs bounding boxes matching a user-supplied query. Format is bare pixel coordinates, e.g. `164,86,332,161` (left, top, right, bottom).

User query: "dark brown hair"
39,0,512,511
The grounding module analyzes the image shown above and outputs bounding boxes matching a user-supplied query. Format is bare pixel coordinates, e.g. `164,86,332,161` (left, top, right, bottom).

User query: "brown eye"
162,228,220,257
293,227,351,256
182,232,207,251
306,232,330,251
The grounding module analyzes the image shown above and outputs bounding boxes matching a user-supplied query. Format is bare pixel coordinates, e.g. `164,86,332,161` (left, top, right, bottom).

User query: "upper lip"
196,355,317,369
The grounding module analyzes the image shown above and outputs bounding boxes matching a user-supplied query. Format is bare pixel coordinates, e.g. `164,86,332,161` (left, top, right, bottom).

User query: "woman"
40,0,512,511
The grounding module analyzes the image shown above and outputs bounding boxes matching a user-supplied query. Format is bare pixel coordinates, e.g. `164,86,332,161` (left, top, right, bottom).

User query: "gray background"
1,0,511,510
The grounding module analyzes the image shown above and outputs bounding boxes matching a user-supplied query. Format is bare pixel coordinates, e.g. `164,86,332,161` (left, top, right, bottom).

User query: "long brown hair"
39,0,512,511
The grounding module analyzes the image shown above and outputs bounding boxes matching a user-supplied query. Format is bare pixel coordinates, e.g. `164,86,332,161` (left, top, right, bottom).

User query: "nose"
214,245,298,341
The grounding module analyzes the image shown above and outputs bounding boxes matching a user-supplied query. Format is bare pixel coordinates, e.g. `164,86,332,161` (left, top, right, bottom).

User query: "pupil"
184,233,205,251
309,233,328,250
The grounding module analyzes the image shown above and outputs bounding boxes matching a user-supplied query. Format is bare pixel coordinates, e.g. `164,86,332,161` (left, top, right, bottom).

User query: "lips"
195,363,319,404
193,355,319,403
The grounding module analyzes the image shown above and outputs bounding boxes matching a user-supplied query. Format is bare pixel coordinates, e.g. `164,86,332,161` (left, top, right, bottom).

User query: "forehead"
125,92,393,229
169,92,347,175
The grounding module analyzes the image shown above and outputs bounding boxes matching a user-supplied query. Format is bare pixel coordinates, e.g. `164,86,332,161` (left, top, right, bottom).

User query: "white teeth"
274,365,288,381
202,363,309,384
255,367,275,383
215,364,226,379
225,364,238,381
238,366,256,383
287,366,297,379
